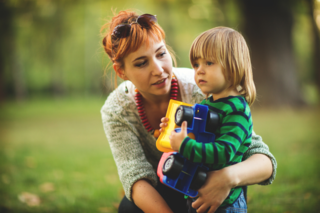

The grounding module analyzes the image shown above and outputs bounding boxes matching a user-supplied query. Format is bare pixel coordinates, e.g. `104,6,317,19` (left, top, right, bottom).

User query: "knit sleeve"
243,131,277,185
101,95,158,201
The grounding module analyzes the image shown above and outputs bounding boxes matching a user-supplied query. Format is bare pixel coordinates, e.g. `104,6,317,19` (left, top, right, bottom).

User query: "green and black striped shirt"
179,95,252,206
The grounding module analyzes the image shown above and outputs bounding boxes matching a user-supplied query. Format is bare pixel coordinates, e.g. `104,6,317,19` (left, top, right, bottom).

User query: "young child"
161,26,256,211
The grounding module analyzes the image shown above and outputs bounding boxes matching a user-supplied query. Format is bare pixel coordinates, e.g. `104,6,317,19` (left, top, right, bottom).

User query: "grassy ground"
0,98,319,212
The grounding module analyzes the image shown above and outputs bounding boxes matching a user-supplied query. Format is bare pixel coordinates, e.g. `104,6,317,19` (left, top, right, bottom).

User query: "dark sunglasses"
111,14,157,40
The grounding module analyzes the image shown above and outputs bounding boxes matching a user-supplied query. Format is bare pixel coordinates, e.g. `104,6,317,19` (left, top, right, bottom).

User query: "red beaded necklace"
134,76,179,138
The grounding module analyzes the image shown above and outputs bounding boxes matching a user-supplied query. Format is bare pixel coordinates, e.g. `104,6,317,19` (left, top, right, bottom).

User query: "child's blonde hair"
190,27,256,106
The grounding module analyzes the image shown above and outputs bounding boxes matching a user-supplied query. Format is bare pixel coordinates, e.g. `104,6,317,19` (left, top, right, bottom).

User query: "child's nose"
196,66,205,74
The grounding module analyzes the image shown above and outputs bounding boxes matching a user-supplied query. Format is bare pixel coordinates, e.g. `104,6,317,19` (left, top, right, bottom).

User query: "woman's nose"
151,60,164,75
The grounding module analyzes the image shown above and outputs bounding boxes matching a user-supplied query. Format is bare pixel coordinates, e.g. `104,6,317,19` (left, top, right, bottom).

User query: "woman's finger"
195,204,210,213
191,197,202,209
159,122,167,128
160,117,169,122
207,206,218,213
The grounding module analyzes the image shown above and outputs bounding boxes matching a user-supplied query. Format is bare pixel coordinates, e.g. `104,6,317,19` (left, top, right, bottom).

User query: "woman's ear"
113,64,129,80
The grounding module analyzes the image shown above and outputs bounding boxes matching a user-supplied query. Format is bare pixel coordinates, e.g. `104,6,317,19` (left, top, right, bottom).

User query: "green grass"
0,97,122,213
0,98,320,212
248,107,320,212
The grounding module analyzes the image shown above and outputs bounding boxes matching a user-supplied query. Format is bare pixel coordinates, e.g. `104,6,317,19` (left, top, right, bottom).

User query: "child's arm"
180,112,251,165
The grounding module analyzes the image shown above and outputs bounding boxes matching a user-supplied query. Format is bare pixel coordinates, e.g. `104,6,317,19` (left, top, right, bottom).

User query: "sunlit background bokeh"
1,0,320,103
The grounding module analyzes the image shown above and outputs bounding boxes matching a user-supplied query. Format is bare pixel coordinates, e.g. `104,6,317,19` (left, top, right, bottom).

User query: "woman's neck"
139,91,171,107
138,90,182,131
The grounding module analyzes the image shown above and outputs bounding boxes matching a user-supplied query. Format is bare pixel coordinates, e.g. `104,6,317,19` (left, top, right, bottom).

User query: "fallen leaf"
18,192,40,206
2,174,10,184
40,182,55,192
304,193,311,199
98,207,113,213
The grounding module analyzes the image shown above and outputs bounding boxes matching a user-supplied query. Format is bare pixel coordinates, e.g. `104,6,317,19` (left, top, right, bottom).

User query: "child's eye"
206,61,213,66
193,63,199,68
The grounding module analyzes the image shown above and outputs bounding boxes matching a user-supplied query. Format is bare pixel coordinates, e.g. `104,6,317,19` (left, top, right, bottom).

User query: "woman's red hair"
101,10,166,69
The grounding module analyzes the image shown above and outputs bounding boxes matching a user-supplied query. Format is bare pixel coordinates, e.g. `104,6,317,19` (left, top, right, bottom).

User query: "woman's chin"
151,88,171,97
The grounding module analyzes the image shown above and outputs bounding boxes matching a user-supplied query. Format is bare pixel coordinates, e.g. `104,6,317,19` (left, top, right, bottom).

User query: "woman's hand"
159,117,169,132
169,121,188,151
192,167,236,213
192,154,273,212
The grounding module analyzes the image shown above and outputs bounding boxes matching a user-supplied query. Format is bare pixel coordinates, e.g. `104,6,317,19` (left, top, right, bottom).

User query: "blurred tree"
2,0,318,105
238,0,305,106
0,0,11,102
0,0,27,102
306,0,320,96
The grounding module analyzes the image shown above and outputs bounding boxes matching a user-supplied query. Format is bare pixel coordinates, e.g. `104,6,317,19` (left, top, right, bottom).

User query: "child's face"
192,58,229,97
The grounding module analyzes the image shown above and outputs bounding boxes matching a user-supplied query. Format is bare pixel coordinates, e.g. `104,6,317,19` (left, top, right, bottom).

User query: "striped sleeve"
179,97,252,165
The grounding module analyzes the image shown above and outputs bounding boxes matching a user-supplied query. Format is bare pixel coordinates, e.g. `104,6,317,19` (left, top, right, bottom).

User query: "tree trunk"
0,0,13,102
306,0,320,97
239,0,305,107
11,47,27,101
0,1,27,102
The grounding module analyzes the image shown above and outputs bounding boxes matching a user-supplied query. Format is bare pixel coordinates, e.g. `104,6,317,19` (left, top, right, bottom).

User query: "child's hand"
159,117,169,133
169,121,188,151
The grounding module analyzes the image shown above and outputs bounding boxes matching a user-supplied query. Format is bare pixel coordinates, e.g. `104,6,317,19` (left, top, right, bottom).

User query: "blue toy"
157,100,219,197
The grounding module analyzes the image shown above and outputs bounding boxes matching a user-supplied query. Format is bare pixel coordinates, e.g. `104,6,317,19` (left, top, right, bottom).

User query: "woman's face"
121,40,173,98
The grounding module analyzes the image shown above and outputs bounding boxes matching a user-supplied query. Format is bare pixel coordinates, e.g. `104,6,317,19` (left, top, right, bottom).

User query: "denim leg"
215,190,247,213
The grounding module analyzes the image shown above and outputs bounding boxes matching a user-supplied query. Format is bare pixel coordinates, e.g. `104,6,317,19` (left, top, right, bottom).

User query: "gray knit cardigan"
101,67,277,201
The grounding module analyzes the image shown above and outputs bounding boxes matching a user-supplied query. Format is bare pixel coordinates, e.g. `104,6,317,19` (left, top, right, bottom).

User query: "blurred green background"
1,0,320,212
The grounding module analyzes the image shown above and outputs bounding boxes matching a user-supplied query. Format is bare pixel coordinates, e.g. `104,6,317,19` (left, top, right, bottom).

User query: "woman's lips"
152,78,166,85
151,78,167,88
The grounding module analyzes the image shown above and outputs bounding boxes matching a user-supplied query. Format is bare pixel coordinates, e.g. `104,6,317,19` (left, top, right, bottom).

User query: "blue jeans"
215,190,247,213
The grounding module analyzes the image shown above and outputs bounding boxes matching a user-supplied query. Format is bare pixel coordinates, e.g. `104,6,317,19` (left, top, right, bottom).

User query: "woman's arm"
192,154,273,213
228,153,273,186
101,94,158,201
191,131,276,213
132,180,173,213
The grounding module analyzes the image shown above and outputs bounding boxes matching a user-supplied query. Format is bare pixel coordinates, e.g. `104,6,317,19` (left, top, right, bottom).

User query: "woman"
101,10,277,213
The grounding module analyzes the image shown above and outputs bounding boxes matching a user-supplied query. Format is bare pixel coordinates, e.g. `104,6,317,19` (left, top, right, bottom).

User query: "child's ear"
113,64,129,80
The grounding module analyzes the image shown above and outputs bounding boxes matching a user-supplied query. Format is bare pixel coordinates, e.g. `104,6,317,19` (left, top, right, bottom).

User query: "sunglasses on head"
111,14,157,40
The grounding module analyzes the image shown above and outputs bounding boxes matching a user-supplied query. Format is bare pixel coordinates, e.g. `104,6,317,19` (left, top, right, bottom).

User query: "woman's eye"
158,51,166,57
135,60,148,67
